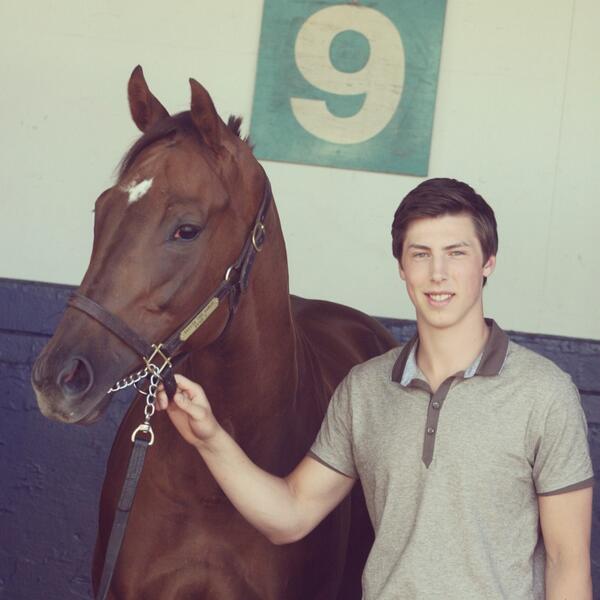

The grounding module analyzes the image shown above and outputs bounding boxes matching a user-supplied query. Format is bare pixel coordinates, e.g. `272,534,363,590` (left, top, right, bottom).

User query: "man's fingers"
155,375,207,413
173,374,205,396
156,389,168,411
170,391,207,421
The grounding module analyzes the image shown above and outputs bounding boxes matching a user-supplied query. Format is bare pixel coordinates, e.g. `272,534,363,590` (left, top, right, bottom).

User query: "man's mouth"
425,292,455,306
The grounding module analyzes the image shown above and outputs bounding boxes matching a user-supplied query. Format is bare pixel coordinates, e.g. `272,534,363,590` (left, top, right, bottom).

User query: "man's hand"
156,374,220,447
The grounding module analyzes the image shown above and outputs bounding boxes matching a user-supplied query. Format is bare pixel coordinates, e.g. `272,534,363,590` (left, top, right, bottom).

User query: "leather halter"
68,178,272,400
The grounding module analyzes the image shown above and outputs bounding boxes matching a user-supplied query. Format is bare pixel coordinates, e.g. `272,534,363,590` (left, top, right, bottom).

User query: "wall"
0,0,599,339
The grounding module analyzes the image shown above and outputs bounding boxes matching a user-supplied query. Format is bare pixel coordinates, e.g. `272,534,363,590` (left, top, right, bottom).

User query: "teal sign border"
250,0,447,176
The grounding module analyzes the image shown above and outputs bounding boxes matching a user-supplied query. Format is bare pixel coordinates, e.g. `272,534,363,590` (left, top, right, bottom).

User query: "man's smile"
425,292,455,306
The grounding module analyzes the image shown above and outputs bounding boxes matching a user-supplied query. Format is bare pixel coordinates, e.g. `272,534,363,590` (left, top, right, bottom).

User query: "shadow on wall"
1,278,599,599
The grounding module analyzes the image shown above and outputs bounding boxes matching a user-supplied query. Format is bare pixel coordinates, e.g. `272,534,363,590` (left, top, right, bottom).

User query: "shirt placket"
410,376,457,468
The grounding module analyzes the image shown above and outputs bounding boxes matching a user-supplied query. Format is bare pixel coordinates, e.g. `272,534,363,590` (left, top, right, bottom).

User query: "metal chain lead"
143,364,161,422
107,367,149,394
108,364,161,446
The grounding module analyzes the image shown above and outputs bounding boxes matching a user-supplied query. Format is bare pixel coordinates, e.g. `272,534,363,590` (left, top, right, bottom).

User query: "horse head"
32,66,281,424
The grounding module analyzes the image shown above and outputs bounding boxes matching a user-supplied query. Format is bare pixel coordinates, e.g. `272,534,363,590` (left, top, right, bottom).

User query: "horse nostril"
57,356,94,398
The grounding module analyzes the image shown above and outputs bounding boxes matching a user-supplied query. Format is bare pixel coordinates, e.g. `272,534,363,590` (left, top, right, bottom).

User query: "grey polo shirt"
309,320,594,600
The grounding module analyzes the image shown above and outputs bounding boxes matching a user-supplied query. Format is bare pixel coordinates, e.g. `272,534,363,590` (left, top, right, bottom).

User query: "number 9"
291,5,405,145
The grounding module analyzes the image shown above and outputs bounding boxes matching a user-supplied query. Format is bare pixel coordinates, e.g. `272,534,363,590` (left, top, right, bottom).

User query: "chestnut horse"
32,66,396,599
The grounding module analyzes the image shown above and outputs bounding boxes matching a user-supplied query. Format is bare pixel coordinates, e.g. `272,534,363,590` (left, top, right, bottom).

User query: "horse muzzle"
32,347,113,424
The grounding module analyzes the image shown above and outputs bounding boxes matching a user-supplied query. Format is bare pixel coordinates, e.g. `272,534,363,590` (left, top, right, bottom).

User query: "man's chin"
416,309,460,331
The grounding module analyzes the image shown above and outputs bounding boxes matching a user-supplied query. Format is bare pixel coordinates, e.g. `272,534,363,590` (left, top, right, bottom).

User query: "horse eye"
173,225,202,241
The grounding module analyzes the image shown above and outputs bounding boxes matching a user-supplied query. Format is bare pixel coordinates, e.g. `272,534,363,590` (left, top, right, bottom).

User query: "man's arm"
539,486,593,600
157,374,355,544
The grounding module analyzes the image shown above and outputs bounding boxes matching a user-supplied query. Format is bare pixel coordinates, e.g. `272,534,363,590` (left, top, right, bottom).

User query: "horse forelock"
118,112,250,179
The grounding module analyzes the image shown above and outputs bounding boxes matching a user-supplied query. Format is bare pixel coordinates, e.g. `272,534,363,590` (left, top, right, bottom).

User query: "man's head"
391,178,498,281
391,178,498,331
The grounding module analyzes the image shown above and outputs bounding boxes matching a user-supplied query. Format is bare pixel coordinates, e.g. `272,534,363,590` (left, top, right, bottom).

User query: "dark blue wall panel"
1,278,599,599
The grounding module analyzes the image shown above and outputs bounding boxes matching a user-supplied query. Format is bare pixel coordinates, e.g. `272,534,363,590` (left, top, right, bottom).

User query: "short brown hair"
391,178,498,284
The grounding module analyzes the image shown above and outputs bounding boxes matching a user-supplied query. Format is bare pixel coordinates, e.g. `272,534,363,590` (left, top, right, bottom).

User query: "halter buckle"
143,343,172,375
252,223,266,252
224,265,236,281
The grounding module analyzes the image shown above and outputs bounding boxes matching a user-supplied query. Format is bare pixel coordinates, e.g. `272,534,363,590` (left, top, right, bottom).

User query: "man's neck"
416,312,490,393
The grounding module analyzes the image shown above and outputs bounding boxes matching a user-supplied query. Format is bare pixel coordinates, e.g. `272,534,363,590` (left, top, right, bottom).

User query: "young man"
157,178,594,599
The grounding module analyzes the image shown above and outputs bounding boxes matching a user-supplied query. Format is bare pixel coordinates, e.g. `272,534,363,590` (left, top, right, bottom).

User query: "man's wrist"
194,423,227,455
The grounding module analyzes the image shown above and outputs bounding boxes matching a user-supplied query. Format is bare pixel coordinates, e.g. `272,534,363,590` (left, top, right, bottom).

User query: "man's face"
399,213,495,331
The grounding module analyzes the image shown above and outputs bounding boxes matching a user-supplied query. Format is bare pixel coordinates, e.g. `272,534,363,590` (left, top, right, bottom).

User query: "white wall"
1,0,598,339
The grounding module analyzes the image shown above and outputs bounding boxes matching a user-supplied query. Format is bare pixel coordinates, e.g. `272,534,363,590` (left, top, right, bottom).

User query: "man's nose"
430,255,448,282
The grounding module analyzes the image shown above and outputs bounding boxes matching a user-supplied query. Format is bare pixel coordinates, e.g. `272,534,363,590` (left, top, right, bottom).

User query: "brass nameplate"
179,298,220,341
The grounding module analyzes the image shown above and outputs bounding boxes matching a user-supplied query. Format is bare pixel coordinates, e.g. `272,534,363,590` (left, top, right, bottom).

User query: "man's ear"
398,259,406,281
483,255,496,278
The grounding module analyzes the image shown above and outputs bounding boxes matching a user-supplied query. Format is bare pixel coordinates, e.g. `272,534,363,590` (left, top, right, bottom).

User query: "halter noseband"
68,178,272,403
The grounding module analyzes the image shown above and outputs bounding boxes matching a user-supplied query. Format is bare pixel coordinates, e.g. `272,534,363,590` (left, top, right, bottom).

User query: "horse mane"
118,112,250,177
226,115,254,150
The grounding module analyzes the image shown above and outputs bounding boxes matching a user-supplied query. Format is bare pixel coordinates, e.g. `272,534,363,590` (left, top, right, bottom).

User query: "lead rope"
96,365,162,600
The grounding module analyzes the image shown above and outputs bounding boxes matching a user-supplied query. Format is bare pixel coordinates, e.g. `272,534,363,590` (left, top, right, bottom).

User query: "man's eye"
450,251,465,256
172,225,202,241
413,252,428,259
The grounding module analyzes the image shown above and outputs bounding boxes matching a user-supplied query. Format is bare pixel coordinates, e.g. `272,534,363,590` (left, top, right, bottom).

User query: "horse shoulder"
291,294,397,398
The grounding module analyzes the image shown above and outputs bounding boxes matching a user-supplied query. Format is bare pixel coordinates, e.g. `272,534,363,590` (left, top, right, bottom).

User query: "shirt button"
427,427,435,435
432,401,441,409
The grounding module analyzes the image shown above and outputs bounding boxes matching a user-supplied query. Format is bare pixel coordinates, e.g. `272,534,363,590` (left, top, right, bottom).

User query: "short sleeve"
531,379,594,495
308,374,357,479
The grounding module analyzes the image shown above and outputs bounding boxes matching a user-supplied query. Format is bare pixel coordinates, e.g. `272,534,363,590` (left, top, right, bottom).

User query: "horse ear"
127,65,170,132
189,78,224,149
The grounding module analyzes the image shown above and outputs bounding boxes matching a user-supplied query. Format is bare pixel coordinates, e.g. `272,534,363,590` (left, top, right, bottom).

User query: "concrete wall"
0,0,599,339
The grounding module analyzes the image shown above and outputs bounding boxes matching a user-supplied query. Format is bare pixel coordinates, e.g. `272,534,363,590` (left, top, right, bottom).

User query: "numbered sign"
250,0,446,176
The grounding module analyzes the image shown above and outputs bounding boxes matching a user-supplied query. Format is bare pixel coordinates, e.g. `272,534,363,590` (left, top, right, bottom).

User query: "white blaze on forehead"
122,178,154,204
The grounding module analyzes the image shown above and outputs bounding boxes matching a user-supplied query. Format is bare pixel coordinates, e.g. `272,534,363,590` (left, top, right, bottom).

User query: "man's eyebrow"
443,241,471,250
406,241,471,251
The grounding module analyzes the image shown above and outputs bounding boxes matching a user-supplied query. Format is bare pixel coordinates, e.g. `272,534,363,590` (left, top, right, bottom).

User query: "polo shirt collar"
391,319,509,386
